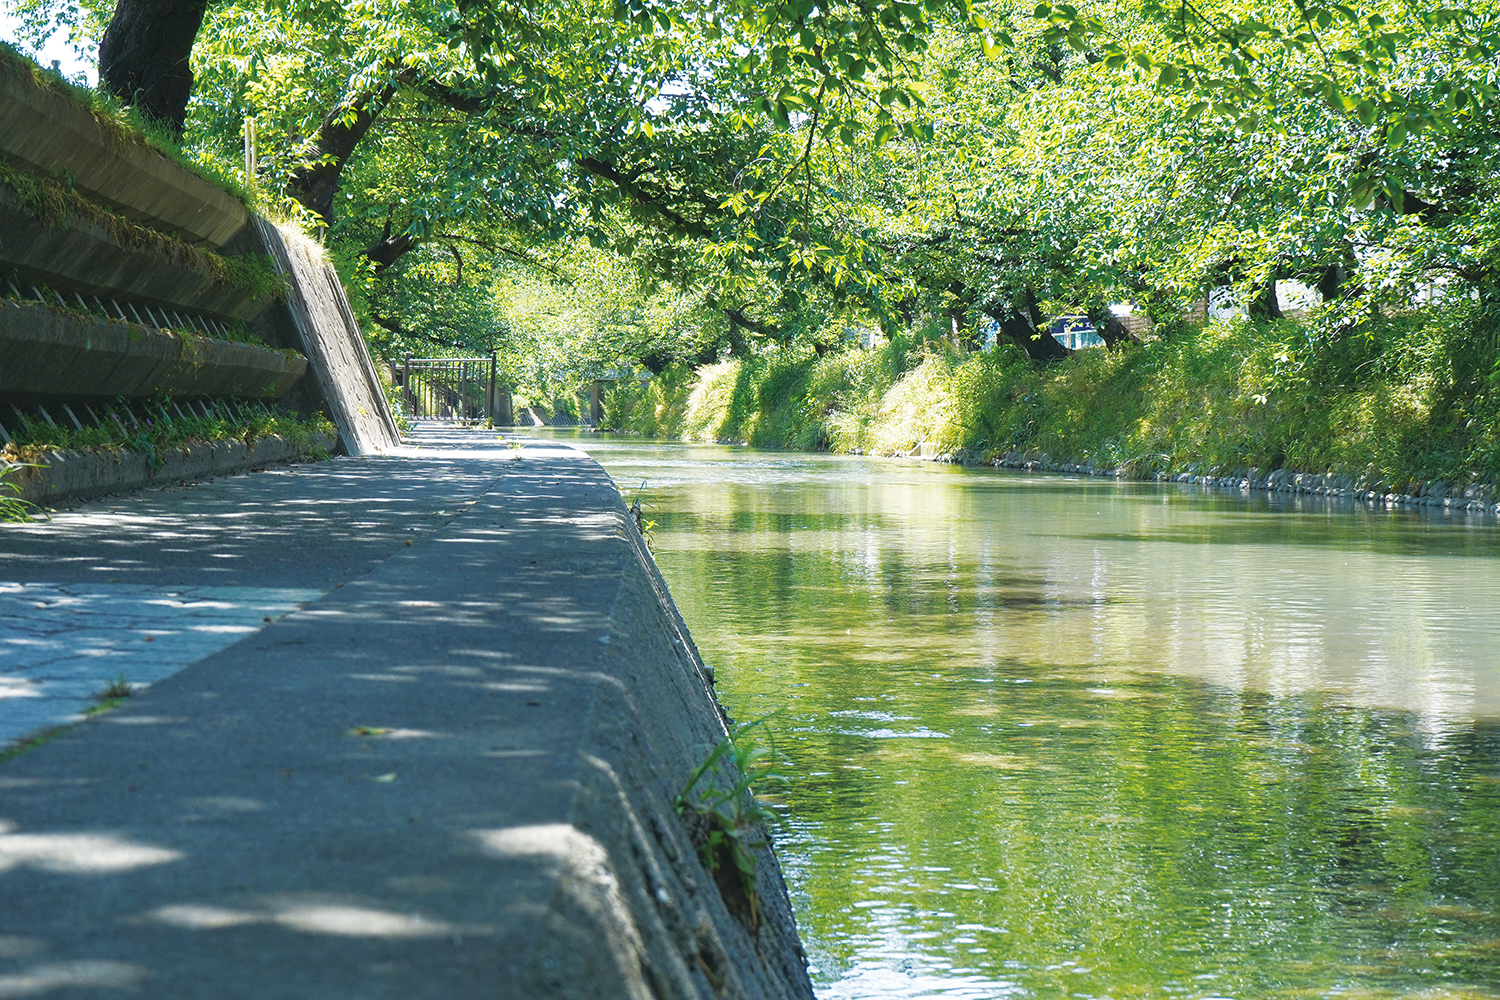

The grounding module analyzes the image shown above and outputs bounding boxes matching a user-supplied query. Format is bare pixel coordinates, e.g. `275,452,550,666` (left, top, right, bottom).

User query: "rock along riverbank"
845,439,1500,516
0,426,811,999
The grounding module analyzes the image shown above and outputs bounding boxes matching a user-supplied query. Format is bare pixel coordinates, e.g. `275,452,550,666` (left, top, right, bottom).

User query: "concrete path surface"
0,426,813,1000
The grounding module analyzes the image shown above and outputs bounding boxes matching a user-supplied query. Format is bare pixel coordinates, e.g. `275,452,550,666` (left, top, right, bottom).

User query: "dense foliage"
609,303,1500,488
9,0,1500,475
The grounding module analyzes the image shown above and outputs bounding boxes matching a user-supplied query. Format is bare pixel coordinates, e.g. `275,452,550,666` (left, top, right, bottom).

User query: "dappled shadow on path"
0,427,727,998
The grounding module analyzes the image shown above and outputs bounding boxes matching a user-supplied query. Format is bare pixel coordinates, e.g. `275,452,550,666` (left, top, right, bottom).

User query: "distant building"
1049,315,1105,350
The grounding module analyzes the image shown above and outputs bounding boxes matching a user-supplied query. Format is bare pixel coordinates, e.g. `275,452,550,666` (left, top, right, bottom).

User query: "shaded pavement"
0,425,784,999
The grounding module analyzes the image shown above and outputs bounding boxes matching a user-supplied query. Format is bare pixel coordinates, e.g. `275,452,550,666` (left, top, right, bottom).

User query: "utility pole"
243,116,257,183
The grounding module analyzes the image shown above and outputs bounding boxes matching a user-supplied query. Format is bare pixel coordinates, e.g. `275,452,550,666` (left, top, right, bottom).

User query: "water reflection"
568,435,1500,1000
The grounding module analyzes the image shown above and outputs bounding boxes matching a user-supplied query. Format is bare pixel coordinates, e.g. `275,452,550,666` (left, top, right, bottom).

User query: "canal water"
565,434,1500,1000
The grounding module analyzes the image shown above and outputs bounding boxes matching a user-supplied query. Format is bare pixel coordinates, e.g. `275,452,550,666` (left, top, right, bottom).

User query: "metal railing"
397,355,506,425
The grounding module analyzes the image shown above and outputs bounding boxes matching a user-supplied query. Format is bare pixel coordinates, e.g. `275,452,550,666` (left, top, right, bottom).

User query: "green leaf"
1386,182,1405,214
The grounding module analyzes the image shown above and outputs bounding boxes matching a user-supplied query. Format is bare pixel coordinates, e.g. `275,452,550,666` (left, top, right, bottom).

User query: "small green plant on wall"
675,719,787,933
627,481,657,550
0,462,38,522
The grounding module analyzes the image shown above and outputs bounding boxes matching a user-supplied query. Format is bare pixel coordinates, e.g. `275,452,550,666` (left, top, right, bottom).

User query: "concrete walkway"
0,427,812,1000
2,428,504,745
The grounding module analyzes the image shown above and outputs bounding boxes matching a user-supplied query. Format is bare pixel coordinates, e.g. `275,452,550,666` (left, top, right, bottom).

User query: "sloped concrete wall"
253,220,401,455
0,298,305,399
564,498,815,999
0,59,247,247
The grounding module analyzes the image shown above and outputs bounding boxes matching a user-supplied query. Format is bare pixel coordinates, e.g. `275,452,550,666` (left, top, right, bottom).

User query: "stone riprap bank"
882,438,1500,516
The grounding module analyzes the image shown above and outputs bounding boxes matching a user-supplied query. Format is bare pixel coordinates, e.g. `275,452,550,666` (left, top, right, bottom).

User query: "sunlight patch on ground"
0,583,323,747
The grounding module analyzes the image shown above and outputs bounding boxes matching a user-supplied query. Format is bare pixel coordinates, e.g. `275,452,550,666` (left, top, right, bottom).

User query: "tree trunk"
947,281,981,351
284,83,399,227
1088,308,1138,349
1316,263,1345,302
982,300,1071,361
1249,276,1282,320
98,0,209,137
366,217,415,272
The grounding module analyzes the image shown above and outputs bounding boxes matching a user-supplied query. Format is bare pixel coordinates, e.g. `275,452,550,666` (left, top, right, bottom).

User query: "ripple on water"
571,435,1500,1000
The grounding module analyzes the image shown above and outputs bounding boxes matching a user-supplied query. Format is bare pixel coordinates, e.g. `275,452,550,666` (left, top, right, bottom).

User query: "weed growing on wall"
3,399,335,465
676,720,787,933
0,462,37,522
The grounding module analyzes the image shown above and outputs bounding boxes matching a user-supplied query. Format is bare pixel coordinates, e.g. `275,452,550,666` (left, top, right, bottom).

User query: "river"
561,433,1500,1000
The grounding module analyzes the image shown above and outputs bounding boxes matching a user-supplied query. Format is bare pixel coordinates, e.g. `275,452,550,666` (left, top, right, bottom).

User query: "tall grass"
608,307,1500,489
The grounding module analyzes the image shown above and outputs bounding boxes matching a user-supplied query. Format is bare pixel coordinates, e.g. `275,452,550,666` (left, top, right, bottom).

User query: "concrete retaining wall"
0,298,306,400
0,56,402,459
255,220,400,454
0,185,267,322
558,487,814,999
8,431,335,504
0,59,248,247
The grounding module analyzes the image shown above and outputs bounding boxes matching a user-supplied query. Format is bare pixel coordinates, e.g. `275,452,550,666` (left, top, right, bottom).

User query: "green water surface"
571,435,1500,1000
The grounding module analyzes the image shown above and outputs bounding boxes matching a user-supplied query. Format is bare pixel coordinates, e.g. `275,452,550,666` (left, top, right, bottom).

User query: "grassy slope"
607,309,1500,493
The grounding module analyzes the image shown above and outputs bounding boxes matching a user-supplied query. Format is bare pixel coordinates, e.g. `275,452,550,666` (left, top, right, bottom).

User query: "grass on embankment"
3,403,336,466
607,308,1500,493
0,41,257,209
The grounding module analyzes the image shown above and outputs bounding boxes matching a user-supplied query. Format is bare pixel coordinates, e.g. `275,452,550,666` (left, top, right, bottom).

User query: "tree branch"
284,81,399,227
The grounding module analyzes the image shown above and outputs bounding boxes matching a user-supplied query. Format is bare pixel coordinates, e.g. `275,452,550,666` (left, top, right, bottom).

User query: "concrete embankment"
9,432,337,505
0,427,811,999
